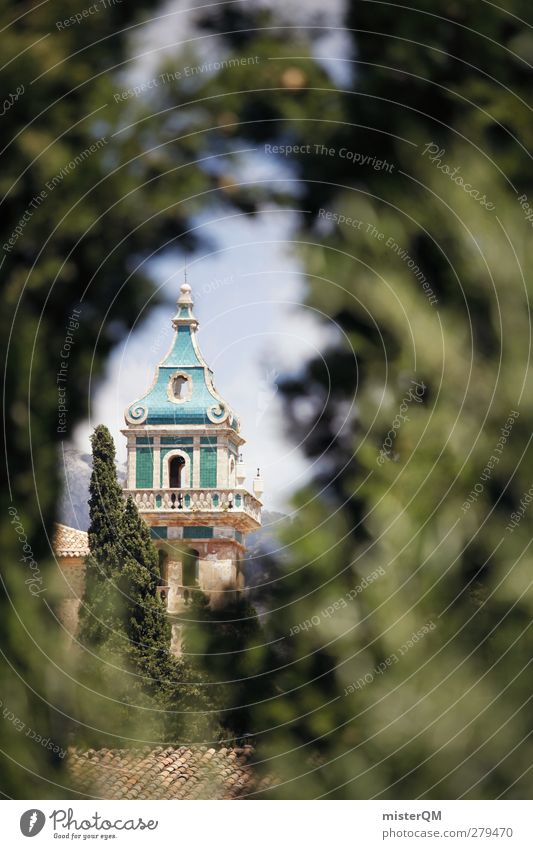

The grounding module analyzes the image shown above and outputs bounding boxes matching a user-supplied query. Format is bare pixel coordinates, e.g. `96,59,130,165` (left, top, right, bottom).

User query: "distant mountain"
58,448,92,530
58,447,126,531
246,510,288,557
245,510,291,613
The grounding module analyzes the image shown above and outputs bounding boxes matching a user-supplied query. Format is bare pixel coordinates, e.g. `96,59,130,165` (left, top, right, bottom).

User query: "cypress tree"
78,425,125,646
118,503,224,742
119,497,171,657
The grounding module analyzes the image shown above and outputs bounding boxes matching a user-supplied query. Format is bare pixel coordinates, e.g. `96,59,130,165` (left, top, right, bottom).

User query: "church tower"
122,282,263,618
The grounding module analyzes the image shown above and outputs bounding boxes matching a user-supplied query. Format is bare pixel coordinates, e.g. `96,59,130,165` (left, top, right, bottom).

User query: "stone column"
192,435,200,487
127,435,136,488
170,624,182,656
167,559,183,614
217,436,229,488
153,435,161,489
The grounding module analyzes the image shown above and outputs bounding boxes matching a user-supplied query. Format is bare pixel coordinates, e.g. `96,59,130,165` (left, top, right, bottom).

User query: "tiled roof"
68,745,268,800
53,523,90,558
124,286,238,431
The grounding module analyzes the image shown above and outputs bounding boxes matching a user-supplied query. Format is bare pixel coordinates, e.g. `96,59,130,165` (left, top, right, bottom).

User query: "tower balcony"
123,487,262,531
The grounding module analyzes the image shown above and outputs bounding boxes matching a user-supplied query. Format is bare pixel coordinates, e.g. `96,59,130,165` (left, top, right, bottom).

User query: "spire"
124,275,240,431
171,281,197,329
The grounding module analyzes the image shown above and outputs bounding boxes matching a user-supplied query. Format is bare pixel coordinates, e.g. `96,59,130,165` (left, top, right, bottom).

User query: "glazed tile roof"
124,285,238,430
68,745,267,800
53,523,90,558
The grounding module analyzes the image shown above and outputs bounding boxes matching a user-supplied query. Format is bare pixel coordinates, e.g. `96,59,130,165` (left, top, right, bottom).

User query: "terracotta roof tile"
53,523,90,558
68,745,272,800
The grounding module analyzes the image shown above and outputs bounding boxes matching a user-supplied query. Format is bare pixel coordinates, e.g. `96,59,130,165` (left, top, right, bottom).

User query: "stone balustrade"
123,487,262,523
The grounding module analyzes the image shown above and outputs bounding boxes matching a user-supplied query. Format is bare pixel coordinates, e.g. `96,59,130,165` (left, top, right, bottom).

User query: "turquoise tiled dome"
125,284,239,430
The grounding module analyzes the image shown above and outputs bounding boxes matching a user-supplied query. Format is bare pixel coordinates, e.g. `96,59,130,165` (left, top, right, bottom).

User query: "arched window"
158,549,169,585
169,456,185,488
172,375,188,399
229,457,236,487
182,548,200,588
168,371,192,403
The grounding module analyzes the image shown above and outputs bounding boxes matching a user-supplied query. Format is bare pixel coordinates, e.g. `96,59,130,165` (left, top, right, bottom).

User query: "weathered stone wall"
56,555,86,636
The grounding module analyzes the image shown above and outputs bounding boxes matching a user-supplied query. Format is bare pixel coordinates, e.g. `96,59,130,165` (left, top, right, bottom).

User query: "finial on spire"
178,281,193,306
253,467,264,500
171,278,196,328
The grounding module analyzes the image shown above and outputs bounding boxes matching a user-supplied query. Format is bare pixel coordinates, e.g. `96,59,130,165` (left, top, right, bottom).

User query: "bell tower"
122,282,263,620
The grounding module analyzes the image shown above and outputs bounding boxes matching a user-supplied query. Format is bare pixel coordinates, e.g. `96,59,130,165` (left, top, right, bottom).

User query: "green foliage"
75,428,221,749
72,637,222,749
4,0,533,800
79,425,125,645
181,591,274,740
0,0,191,796
189,0,533,799
119,497,170,655
79,428,170,659
0,0,228,794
